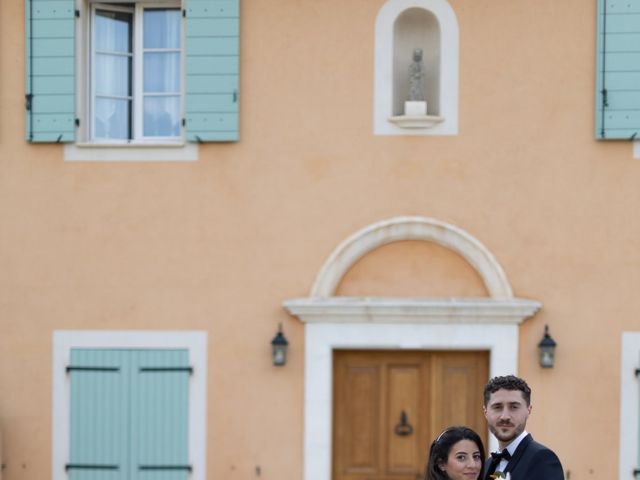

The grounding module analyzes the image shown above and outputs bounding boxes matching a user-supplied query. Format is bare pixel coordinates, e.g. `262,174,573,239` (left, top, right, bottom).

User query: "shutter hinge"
233,90,237,103
66,366,120,373
630,132,637,141
25,93,33,111
139,367,193,374
75,118,80,127
182,8,186,17
75,9,80,18
635,368,640,377
633,468,640,477
601,88,608,108
182,118,186,127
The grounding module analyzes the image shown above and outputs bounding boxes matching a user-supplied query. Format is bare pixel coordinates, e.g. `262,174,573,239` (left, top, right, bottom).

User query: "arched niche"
374,0,459,135
393,8,441,116
283,216,541,480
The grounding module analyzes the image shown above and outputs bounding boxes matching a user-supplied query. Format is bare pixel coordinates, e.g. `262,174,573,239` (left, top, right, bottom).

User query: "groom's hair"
483,375,532,406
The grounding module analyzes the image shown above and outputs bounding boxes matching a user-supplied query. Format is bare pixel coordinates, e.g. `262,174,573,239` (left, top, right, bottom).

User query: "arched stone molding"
311,216,512,299
283,216,541,480
374,0,459,135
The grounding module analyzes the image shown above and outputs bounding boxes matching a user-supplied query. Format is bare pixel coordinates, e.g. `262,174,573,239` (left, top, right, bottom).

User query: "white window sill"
64,142,199,162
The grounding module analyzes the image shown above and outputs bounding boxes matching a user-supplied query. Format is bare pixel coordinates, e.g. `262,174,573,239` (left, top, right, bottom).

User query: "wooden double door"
332,350,488,480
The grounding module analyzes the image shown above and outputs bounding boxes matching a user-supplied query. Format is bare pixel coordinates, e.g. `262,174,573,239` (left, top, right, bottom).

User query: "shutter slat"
185,0,239,142
596,0,640,139
25,0,75,143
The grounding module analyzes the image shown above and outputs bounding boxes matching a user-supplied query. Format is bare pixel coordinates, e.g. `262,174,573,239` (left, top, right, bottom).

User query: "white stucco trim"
52,331,207,480
311,216,513,299
284,297,540,324
633,140,640,159
64,143,199,162
373,0,459,136
620,332,640,480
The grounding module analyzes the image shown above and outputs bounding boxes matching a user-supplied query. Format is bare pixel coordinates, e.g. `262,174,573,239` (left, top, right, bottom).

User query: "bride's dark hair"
424,426,485,480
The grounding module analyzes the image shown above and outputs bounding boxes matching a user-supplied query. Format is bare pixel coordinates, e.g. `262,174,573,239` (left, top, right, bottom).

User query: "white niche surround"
283,216,541,480
374,0,459,136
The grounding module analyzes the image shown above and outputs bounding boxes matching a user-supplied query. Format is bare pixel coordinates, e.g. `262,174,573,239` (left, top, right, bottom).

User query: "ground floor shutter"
69,349,190,480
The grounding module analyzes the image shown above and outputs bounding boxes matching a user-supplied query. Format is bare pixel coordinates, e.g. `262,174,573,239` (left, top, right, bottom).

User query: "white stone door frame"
283,217,541,480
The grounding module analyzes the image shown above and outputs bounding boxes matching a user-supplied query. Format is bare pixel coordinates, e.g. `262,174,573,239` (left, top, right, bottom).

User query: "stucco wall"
0,0,633,479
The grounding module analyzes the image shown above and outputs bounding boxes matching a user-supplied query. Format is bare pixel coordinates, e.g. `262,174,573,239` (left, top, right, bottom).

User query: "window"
90,4,182,142
52,331,207,480
25,0,239,147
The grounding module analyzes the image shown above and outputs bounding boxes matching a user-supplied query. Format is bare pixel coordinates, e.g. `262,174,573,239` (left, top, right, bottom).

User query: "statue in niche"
408,48,425,101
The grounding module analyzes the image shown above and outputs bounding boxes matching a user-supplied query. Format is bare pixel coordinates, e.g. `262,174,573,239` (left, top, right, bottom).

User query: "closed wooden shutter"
69,349,190,480
184,0,240,142
69,349,127,480
25,0,75,142
596,0,640,140
132,350,190,480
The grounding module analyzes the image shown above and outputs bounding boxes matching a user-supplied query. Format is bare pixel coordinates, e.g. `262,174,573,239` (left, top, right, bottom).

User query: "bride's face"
439,439,482,480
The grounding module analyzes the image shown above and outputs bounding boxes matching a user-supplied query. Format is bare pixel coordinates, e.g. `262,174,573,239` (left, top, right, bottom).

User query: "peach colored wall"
0,0,634,479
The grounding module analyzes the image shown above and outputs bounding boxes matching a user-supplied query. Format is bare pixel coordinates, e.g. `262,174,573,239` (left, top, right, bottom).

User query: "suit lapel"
504,433,533,474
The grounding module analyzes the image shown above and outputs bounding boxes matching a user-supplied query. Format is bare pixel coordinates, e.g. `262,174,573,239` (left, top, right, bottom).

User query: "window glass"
143,52,180,92
94,9,133,140
95,10,132,53
144,96,180,137
143,9,181,49
95,98,131,139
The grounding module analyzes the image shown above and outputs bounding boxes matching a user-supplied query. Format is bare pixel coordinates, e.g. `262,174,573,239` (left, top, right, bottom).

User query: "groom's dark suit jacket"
483,434,563,480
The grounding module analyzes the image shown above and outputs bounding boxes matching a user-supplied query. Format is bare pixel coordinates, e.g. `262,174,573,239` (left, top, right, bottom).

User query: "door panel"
333,350,488,480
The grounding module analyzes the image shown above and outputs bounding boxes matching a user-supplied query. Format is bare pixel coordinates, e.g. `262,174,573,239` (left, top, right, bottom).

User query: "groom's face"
483,389,532,445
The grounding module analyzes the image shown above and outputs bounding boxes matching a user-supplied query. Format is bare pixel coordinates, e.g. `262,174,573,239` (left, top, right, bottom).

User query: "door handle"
394,410,414,436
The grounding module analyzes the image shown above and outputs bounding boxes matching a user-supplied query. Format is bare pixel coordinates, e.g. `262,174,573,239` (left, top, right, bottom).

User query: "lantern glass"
539,346,554,368
537,325,556,369
272,343,287,366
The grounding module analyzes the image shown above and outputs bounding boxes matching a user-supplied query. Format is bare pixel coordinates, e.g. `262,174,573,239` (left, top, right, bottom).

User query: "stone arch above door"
311,216,512,299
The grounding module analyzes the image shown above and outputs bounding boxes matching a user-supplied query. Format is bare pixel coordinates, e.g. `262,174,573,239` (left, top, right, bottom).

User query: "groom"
482,375,563,480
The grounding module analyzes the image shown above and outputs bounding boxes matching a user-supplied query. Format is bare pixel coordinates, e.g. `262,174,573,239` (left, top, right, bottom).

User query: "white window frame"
51,330,208,480
620,332,640,480
68,0,198,161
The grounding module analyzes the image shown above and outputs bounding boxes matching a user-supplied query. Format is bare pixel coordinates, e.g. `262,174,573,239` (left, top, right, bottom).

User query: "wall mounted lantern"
538,324,557,368
271,323,289,366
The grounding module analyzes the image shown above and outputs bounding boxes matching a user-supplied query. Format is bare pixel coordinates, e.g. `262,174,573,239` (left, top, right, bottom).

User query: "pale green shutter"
69,349,127,480
132,350,190,480
25,0,75,143
69,349,190,480
185,0,240,142
596,0,640,140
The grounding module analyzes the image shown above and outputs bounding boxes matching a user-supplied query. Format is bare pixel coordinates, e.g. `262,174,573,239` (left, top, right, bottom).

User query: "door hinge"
25,94,33,111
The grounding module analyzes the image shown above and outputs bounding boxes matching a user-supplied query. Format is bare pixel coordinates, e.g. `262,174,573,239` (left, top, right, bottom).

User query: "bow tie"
491,449,512,461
